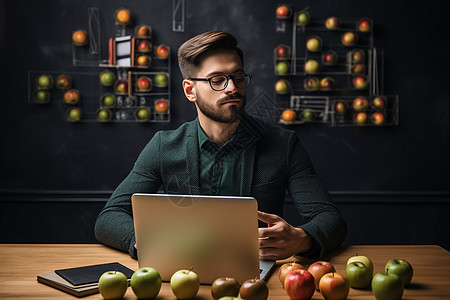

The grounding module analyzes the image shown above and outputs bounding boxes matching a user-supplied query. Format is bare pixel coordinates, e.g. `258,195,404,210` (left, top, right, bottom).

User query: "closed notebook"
55,262,134,286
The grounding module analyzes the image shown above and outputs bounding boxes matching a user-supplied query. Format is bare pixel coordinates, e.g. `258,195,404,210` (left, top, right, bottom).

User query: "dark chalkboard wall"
1,0,450,194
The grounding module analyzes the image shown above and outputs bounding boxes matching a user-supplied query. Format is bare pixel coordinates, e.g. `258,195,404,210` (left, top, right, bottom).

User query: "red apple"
284,269,315,300
304,77,319,91
371,112,385,125
137,76,151,91
276,5,291,18
341,32,357,46
354,112,368,125
320,77,334,90
307,261,336,290
325,17,339,29
155,99,169,114
211,277,240,300
353,97,369,111
278,262,304,287
136,25,150,37
239,278,268,300
56,75,71,89
358,19,372,32
371,96,387,110
64,89,79,104
275,45,291,58
136,55,151,67
322,51,337,65
137,40,151,52
353,76,368,89
319,272,350,300
156,44,170,59
334,101,347,114
116,81,128,94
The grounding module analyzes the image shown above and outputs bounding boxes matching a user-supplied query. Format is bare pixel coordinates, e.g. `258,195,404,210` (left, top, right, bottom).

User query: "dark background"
1,1,449,251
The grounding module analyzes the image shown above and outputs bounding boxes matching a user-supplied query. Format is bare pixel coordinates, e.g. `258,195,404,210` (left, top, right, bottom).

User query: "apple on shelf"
334,101,347,114
353,76,368,89
342,32,357,46
301,109,315,121
306,36,322,52
72,30,87,46
137,39,151,52
100,70,115,87
276,61,290,75
275,79,290,94
136,55,151,67
155,44,170,59
136,76,152,92
276,5,292,19
358,18,372,32
136,107,151,121
115,81,128,94
34,90,50,103
304,77,319,91
37,74,52,89
115,8,131,25
281,109,296,123
322,50,338,65
296,11,310,25
353,97,369,111
304,59,320,74
325,16,340,29
354,112,368,125
307,261,335,290
67,107,81,122
371,96,387,110
136,25,151,38
320,77,334,90
56,75,71,90
155,99,169,114
98,271,128,300
64,89,79,105
275,44,291,59
155,73,169,88
101,94,116,107
371,112,386,125
239,278,268,300
351,49,365,63
96,108,112,122
351,64,365,75
130,267,162,299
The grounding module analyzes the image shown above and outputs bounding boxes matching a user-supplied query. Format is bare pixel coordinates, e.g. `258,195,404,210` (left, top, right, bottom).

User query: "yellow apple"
347,255,374,275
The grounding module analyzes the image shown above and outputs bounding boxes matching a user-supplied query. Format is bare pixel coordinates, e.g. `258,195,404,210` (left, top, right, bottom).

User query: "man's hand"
258,211,313,260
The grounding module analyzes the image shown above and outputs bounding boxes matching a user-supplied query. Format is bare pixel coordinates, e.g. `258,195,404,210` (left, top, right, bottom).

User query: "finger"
259,226,280,238
258,211,282,225
259,247,279,260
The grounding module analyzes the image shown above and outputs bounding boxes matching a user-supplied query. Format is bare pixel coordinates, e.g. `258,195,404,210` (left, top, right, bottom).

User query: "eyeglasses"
189,73,252,91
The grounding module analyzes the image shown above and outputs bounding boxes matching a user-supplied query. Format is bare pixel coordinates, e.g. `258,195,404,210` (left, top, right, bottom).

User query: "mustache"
218,93,244,103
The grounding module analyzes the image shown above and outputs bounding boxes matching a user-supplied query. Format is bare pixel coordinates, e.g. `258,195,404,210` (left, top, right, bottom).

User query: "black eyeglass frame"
188,73,252,91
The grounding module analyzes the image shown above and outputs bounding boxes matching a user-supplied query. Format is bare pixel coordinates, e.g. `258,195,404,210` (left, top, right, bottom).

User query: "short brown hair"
177,31,244,79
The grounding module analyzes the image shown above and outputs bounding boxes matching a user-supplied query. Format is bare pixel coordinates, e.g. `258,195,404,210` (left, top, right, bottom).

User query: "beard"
196,91,246,123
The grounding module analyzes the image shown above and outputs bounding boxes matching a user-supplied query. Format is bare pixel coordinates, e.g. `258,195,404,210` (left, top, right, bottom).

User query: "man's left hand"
258,211,313,260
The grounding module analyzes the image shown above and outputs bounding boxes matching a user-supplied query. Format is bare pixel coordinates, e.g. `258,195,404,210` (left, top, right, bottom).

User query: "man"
95,31,346,260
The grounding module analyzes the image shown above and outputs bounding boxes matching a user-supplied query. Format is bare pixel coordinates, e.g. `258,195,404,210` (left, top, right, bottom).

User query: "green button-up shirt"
197,121,243,196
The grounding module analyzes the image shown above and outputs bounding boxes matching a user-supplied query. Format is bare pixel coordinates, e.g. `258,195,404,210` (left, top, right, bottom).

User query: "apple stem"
188,267,194,274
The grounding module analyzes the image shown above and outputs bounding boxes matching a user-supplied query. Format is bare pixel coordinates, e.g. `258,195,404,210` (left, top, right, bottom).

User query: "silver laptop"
132,193,276,284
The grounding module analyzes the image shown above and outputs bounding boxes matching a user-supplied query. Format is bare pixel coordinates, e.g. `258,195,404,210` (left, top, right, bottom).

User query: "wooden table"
0,244,448,299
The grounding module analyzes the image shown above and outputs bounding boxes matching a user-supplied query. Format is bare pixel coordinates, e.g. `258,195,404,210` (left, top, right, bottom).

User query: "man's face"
192,49,247,123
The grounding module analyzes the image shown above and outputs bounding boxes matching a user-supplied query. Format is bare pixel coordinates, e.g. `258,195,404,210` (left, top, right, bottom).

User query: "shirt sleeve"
94,132,163,258
285,133,347,258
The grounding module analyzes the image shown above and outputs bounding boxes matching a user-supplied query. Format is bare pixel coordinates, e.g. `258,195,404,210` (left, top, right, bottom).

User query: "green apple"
34,90,49,103
102,94,115,107
371,273,403,300
130,267,162,299
211,277,240,300
346,262,372,289
276,61,290,75
301,109,315,121
37,75,52,88
296,12,309,25
385,259,413,287
97,108,111,122
98,271,128,300
170,269,200,300
67,108,81,122
155,73,168,87
100,71,116,86
347,255,374,276
136,107,150,121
